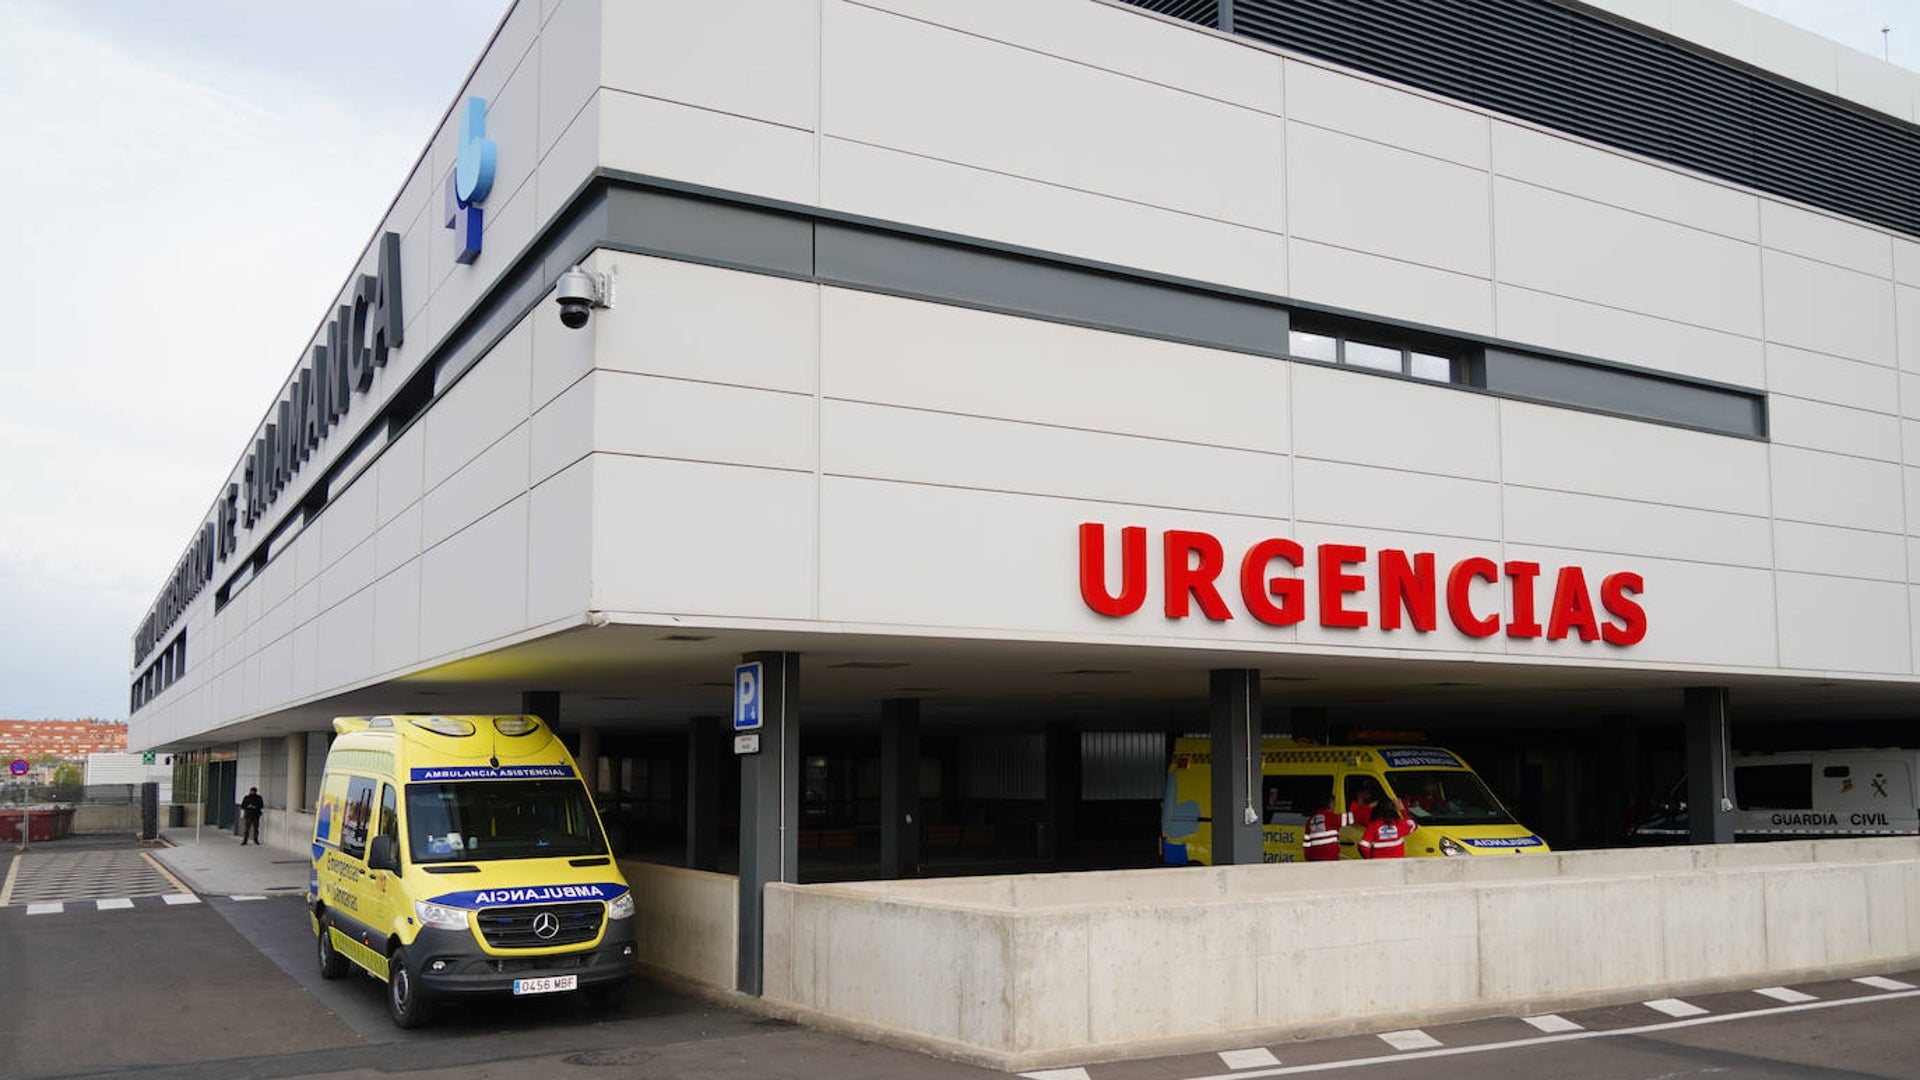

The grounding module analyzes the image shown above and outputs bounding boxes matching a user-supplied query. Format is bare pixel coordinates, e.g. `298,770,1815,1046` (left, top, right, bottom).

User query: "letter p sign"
734,661,763,731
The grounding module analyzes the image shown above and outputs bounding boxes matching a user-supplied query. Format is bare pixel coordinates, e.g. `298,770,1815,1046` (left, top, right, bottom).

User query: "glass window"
1345,340,1402,372
341,776,376,859
1263,775,1334,823
1735,764,1811,810
379,784,399,846
1409,351,1453,382
1288,330,1338,362
405,779,608,863
1385,770,1519,826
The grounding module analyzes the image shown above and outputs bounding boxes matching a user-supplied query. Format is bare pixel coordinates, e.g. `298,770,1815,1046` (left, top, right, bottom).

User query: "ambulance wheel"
387,947,434,1029
316,919,349,980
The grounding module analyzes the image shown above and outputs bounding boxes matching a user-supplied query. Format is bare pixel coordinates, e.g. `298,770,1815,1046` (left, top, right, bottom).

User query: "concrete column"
1685,687,1735,845
737,651,800,996
1043,722,1080,866
284,733,307,814
1209,669,1263,865
880,699,921,879
578,725,602,794
686,716,721,872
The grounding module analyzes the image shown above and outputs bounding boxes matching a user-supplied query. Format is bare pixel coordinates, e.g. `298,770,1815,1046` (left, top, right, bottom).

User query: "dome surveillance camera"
553,266,609,329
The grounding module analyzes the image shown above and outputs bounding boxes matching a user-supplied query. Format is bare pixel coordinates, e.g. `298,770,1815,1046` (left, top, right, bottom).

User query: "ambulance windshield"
405,779,608,862
1387,770,1517,827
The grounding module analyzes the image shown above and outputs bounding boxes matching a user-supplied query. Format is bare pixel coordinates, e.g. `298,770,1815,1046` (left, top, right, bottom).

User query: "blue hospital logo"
445,96,497,265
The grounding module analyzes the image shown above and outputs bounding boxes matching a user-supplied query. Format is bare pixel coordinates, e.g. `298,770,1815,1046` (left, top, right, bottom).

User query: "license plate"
512,974,577,995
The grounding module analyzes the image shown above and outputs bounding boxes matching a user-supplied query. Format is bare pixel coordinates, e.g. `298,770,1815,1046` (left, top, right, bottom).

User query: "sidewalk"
149,826,309,898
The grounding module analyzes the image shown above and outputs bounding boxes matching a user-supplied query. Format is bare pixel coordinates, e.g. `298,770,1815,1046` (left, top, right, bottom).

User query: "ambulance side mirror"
367,834,401,874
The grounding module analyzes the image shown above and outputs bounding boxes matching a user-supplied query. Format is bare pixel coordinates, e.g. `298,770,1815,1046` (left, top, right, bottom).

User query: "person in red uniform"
1358,797,1415,859
1302,797,1341,862
1346,781,1381,828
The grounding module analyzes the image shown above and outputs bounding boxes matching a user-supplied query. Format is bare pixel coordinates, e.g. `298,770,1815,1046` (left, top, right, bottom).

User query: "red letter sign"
1317,544,1369,628
1600,571,1647,646
1241,537,1306,626
1379,549,1436,632
1079,523,1146,617
1164,530,1233,621
1447,557,1500,638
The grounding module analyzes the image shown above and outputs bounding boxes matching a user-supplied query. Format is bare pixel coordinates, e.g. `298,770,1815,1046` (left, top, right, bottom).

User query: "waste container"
169,804,186,828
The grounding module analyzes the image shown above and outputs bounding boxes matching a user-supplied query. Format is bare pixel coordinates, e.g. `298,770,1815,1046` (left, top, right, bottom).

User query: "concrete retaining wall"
71,804,140,834
761,839,1920,1070
619,860,738,990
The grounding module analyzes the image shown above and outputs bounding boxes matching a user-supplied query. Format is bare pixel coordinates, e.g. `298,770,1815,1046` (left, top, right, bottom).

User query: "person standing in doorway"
239,787,264,845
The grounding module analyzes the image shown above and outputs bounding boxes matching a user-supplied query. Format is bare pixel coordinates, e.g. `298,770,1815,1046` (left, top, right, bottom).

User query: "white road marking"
95,898,134,911
1755,986,1815,1004
1378,1029,1442,1051
1645,998,1708,1018
1522,1014,1583,1033
1116,983,1920,1080
1219,1047,1281,1068
1019,1069,1091,1080
25,903,61,916
161,893,200,905
1855,976,1917,991
229,895,267,902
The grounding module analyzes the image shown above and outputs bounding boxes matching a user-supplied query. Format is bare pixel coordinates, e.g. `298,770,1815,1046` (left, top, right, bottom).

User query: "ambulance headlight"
1438,836,1468,857
415,900,471,931
607,892,634,920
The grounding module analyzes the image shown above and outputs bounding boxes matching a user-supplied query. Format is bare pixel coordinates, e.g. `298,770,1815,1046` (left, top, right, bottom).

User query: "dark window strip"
1128,0,1920,241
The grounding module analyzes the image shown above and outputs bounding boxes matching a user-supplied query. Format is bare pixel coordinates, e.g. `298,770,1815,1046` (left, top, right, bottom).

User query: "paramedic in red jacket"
1303,798,1341,862
1358,797,1416,858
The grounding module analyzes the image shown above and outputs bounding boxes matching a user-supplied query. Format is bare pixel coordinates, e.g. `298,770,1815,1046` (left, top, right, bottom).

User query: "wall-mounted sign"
734,662,764,731
1077,523,1646,646
445,95,497,265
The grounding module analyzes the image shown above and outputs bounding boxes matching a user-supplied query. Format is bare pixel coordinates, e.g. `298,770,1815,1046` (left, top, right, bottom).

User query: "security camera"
554,266,610,329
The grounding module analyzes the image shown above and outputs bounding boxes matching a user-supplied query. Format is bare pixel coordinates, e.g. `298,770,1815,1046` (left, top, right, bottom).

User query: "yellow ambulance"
309,715,636,1027
1160,738,1549,863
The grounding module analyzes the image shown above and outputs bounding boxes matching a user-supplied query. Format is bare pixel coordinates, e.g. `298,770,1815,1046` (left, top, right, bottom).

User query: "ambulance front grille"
476,901,603,948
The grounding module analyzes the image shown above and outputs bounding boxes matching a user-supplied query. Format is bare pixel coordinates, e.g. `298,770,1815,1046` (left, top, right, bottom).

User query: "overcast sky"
0,0,1914,722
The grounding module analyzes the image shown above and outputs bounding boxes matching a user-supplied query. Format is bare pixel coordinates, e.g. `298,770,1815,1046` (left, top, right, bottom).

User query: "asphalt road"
5,837,1920,1080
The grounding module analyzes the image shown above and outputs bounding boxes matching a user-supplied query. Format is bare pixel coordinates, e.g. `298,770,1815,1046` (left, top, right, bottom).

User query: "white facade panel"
591,456,816,619
596,255,818,395
597,90,819,207
318,466,379,571
601,0,818,131
1772,521,1906,583
1286,122,1491,278
420,423,532,550
1897,286,1920,375
314,589,377,693
318,536,378,613
376,504,425,581
1767,344,1898,414
536,91,600,223
1761,202,1895,278
419,497,532,660
1762,250,1897,367
596,373,817,473
1775,573,1912,674
1489,122,1758,243
1569,555,1777,668
536,0,600,155
821,400,1289,520
820,288,1292,453
530,375,594,485
1292,460,1498,540
1500,403,1770,518
1288,239,1493,335
818,138,1289,297
1493,179,1763,338
820,1,1286,231
372,559,423,676
863,0,1284,111
1502,487,1772,569
423,321,533,490
528,459,593,627
1897,240,1920,287
1834,47,1915,122
376,426,427,527
1494,284,1763,389
1285,60,1487,170
1767,396,1900,461
1290,365,1499,480
1770,446,1903,534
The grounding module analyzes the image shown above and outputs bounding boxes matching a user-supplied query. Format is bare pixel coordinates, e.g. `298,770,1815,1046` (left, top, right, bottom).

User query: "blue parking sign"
734,662,763,731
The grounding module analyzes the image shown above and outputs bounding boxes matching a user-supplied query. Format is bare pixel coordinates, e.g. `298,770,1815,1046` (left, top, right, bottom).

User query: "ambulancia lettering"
474,885,609,905
408,765,574,781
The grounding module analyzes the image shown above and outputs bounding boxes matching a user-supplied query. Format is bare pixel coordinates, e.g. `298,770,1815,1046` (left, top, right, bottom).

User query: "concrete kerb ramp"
753,839,1920,1072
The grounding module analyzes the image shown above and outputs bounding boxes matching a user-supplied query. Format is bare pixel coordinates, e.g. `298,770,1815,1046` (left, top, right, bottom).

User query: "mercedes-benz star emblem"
532,912,561,940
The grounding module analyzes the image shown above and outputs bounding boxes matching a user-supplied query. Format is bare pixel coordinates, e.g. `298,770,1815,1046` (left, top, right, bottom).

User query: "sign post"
9,758,29,849
733,661,763,754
